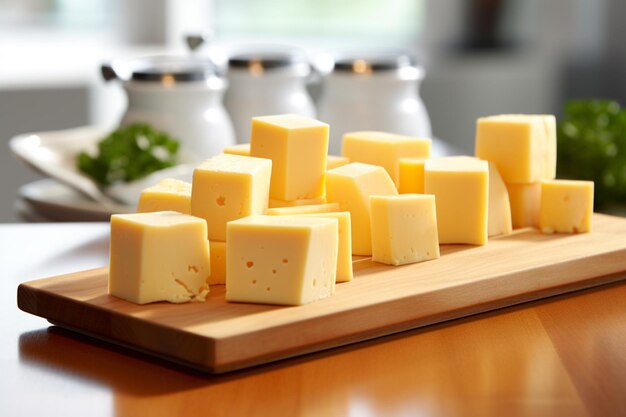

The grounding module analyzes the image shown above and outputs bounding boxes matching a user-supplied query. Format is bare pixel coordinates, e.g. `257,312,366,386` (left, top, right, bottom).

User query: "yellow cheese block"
342,131,431,188
226,215,338,305
506,182,541,228
398,158,426,194
136,178,191,214
487,162,513,237
475,114,556,183
223,143,251,157
268,197,327,208
265,202,340,216
191,154,272,241
250,114,329,201
327,155,350,170
208,241,226,285
370,194,440,266
273,212,353,283
109,211,211,304
424,157,489,245
326,162,398,255
539,179,594,234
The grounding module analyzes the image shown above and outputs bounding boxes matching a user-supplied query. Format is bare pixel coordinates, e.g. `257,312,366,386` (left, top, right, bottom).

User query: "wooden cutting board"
17,213,626,373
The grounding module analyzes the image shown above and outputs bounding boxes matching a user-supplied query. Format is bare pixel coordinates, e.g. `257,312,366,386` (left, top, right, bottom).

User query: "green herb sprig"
78,123,180,186
557,100,626,209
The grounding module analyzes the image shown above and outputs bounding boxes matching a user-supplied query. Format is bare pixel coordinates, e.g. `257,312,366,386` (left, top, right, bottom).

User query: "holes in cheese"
191,154,272,241
226,215,338,306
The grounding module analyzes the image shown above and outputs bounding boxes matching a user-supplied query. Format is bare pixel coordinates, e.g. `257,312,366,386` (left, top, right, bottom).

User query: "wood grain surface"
17,213,626,373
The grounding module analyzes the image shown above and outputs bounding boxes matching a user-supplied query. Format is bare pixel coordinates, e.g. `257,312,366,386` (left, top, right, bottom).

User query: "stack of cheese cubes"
475,115,594,234
108,112,594,308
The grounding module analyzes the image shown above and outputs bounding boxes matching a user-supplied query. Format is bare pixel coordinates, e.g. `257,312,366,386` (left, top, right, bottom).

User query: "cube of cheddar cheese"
208,241,227,285
109,211,211,304
226,215,338,305
342,131,431,188
539,179,594,234
475,114,556,184
191,154,272,241
487,162,513,237
273,211,353,283
136,178,191,214
265,202,340,216
326,162,398,255
398,158,426,194
250,114,329,201
424,157,489,245
327,155,350,170
506,182,541,228
223,143,251,157
370,194,440,266
268,197,327,208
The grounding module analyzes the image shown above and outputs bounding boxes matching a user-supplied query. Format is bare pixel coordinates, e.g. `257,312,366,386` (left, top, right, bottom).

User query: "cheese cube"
136,178,191,214
327,155,350,170
475,114,556,183
268,197,327,208
191,154,272,241
265,202,340,216
506,183,541,228
250,114,329,201
274,212,353,283
223,143,251,157
398,158,426,194
424,157,489,245
226,215,338,305
109,211,211,304
209,241,227,285
539,179,594,234
370,194,440,266
342,131,431,188
326,162,398,255
487,162,513,237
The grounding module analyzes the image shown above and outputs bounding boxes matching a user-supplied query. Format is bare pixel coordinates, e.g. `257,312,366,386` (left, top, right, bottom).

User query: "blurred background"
1,0,625,222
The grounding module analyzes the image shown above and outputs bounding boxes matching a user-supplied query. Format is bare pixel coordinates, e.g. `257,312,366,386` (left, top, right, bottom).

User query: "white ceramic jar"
102,56,235,163
317,52,432,155
223,48,316,143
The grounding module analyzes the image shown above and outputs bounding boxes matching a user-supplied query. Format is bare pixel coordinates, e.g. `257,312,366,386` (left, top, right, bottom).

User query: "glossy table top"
1,223,625,417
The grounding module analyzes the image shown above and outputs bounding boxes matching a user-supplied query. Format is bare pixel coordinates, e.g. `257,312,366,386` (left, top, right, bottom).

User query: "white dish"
19,179,134,222
9,126,195,206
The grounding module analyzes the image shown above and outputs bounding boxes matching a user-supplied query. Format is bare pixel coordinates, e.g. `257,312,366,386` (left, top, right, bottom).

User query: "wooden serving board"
17,213,626,373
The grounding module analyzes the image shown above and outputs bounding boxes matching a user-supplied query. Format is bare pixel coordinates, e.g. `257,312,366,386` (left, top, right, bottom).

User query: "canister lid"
228,46,310,75
102,55,223,83
130,56,222,82
332,51,422,78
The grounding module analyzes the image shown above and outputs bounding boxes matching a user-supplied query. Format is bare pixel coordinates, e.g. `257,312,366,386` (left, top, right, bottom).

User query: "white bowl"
9,126,194,208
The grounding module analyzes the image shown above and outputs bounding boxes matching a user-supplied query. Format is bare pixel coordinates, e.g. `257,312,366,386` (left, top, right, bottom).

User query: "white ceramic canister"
223,47,316,143
317,51,432,155
102,56,235,163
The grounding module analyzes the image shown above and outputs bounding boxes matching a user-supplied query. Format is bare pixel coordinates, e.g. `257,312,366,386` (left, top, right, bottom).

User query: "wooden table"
1,223,625,417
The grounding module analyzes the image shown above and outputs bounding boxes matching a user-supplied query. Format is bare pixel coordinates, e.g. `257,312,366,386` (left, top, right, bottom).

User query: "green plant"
78,124,180,186
557,100,626,208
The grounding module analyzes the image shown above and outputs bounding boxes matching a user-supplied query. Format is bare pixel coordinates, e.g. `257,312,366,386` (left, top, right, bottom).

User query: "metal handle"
185,31,213,52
